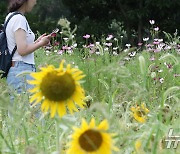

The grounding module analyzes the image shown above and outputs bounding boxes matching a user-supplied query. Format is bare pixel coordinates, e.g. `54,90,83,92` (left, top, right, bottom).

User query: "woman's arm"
15,29,51,56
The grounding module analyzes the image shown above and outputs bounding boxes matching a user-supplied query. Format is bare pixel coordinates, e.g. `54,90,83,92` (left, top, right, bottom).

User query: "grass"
0,34,180,154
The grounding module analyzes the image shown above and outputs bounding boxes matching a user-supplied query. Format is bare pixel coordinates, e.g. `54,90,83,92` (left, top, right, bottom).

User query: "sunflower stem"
55,118,60,152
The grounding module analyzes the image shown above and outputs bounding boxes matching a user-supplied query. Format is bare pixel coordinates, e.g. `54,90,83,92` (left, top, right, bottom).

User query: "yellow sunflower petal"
28,86,39,93
131,107,136,112
50,103,57,118
89,118,96,128
29,92,42,103
41,100,50,112
67,100,78,114
81,118,89,129
66,64,71,72
73,71,83,78
27,80,40,85
59,59,65,70
98,119,109,130
74,75,86,81
57,102,66,117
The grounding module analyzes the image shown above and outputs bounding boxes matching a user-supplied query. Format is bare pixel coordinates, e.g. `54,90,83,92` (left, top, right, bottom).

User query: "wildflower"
149,20,155,25
72,43,77,48
154,27,159,31
58,50,64,55
154,49,161,53
131,104,149,123
88,43,95,48
151,72,156,78
149,57,155,61
158,39,163,42
143,37,149,42
164,63,173,69
164,45,171,50
28,60,86,118
96,52,100,55
113,52,118,56
174,74,180,77
124,57,130,61
63,38,69,41
62,46,70,50
105,43,112,47
153,41,160,45
113,47,118,50
128,51,136,57
67,118,119,154
67,50,73,54
125,44,131,48
83,34,90,39
159,78,164,83
138,42,143,46
158,69,163,73
104,47,109,51
106,34,113,41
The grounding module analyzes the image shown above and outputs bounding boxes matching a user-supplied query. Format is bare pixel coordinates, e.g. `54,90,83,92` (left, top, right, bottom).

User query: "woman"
6,0,51,93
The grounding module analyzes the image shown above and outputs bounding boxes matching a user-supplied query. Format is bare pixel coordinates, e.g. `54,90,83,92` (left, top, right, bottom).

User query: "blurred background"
0,0,180,45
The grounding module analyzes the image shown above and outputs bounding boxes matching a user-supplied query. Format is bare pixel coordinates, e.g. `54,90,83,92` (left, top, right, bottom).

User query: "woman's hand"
38,35,51,47
34,33,46,43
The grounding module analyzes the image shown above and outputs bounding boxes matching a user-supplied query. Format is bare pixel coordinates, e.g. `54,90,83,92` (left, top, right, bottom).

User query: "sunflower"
67,118,119,154
28,60,86,118
131,104,149,123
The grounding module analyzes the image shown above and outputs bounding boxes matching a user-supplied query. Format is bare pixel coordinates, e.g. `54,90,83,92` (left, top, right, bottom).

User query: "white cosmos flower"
143,37,149,41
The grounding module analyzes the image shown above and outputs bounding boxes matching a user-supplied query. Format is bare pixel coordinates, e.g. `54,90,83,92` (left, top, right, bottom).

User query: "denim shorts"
7,61,36,93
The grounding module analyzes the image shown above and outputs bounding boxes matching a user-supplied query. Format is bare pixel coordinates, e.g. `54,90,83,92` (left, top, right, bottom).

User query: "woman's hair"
8,0,27,13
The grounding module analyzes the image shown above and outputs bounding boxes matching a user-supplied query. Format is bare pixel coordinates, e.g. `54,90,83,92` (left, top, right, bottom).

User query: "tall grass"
0,32,180,153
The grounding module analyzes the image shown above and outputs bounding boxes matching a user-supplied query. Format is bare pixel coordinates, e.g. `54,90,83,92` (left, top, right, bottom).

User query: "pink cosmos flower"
153,41,160,45
154,49,161,52
150,57,155,61
138,42,143,46
106,34,113,40
83,34,90,39
105,43,112,47
58,50,64,55
154,27,159,31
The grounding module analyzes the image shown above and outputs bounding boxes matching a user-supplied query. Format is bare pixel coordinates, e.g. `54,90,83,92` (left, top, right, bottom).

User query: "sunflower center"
136,110,146,117
79,129,102,152
40,71,75,101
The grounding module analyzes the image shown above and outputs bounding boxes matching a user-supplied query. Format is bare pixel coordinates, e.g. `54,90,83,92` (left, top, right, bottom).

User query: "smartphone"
50,28,59,36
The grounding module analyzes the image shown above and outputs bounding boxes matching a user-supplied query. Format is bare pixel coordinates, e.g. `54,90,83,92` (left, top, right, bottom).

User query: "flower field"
0,20,179,154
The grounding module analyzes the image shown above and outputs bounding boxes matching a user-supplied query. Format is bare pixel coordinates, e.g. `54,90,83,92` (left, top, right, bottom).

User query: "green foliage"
0,0,7,24
1,0,180,43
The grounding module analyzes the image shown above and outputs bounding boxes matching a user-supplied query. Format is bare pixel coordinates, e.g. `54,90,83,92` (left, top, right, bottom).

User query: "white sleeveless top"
5,12,35,64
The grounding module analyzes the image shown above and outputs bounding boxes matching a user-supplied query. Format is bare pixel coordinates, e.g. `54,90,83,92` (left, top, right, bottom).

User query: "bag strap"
4,12,22,56
4,12,22,30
